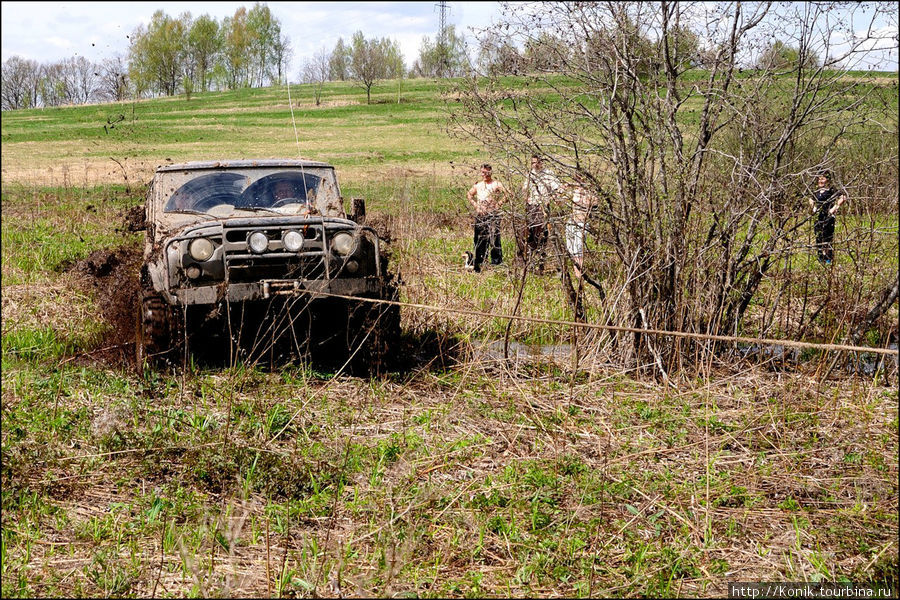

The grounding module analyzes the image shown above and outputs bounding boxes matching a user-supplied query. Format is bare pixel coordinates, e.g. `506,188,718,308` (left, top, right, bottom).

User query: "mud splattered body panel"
141,160,385,306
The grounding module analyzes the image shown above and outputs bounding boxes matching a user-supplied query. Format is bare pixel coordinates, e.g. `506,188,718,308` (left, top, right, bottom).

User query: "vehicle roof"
156,159,334,172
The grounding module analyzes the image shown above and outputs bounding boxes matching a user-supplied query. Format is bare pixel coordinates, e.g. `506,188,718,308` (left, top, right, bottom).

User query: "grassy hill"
0,78,484,187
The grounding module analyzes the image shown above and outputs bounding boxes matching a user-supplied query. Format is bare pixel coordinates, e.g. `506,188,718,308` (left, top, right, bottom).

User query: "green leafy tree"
476,31,523,75
246,2,281,87
127,23,152,97
412,24,470,78
329,37,350,81
658,24,700,72
127,10,187,96
221,7,250,89
348,31,404,104
187,14,221,92
524,32,569,72
757,39,820,70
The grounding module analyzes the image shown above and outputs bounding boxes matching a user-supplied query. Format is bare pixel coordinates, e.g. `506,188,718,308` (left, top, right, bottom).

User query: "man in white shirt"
564,174,596,279
465,164,507,272
521,155,560,274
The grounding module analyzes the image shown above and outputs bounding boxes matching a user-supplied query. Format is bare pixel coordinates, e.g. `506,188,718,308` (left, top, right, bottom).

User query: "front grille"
226,256,326,282
223,222,327,281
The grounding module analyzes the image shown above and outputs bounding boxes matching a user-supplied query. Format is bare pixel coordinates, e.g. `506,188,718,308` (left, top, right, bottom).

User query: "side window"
164,172,248,212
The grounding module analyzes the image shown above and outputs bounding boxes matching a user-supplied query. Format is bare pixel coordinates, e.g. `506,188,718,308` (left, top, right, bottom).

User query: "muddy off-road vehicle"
136,159,399,371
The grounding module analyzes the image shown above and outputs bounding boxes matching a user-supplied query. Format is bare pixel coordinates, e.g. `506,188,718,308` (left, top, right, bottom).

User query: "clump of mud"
122,205,146,232
366,213,396,244
68,245,142,366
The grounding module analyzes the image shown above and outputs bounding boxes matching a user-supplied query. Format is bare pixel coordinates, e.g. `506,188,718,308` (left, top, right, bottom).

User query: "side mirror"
350,197,366,225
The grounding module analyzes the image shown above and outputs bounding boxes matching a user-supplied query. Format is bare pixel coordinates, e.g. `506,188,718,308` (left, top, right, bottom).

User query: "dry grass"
3,354,897,597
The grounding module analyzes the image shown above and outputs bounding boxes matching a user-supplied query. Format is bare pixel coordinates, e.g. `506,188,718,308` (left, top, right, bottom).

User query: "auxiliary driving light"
248,231,269,254
282,230,304,252
189,238,214,261
185,265,202,280
331,231,356,256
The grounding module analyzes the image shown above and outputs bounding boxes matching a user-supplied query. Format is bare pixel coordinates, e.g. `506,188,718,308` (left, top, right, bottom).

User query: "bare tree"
97,55,130,102
451,1,899,370
60,56,98,104
2,56,41,110
272,32,293,86
348,31,404,104
301,46,330,106
38,62,67,107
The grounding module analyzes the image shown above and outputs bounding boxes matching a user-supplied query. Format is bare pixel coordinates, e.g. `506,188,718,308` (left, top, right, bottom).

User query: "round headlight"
282,230,304,252
248,231,269,254
189,238,215,261
331,232,356,256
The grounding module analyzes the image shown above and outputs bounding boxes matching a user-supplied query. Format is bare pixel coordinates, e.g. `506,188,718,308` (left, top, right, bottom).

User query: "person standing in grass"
521,154,561,274
465,163,507,272
808,171,847,265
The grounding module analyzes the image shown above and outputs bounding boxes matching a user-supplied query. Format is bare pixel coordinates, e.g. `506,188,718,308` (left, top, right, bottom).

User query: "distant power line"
435,1,451,77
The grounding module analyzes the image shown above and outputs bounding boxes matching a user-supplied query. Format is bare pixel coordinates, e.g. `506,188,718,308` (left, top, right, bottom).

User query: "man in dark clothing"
807,172,847,265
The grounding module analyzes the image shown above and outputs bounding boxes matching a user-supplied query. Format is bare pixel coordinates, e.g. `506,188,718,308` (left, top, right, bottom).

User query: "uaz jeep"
136,159,398,370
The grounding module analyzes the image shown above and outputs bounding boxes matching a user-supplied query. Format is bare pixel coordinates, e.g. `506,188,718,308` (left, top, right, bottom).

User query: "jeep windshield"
161,168,340,217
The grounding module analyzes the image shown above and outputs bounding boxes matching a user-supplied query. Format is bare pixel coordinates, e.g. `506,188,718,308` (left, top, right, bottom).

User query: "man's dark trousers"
814,213,835,263
474,213,502,272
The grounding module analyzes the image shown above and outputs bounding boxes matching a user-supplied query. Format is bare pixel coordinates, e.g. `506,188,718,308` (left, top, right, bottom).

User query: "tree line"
1,3,289,110
2,1,838,111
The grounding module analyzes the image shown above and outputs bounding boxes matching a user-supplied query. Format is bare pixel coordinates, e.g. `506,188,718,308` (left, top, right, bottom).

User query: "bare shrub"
450,2,899,372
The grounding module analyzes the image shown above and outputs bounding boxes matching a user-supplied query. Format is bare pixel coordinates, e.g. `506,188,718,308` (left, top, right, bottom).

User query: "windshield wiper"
237,206,282,215
166,208,208,216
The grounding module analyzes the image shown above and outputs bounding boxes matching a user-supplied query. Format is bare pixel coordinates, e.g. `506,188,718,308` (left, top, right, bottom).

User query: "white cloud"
2,1,503,71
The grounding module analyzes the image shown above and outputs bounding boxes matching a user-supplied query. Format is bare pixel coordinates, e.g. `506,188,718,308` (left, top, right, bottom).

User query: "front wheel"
346,290,401,376
135,294,176,371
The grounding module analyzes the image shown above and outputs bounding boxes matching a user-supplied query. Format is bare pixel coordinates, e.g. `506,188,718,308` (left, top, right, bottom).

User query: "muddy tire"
347,287,401,376
136,295,176,370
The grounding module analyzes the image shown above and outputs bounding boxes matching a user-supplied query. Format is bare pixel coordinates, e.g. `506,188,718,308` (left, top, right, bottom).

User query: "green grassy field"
0,78,486,187
2,75,898,597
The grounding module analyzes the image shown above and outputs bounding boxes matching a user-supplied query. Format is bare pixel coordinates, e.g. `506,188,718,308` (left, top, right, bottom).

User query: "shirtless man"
466,164,507,272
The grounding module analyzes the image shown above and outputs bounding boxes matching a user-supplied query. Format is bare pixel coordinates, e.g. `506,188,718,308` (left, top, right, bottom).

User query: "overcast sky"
0,1,503,76
2,1,897,74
